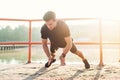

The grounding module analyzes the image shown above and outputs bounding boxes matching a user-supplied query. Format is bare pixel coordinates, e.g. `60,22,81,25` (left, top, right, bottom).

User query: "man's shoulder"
57,19,67,27
41,24,47,31
57,19,68,28
57,19,65,24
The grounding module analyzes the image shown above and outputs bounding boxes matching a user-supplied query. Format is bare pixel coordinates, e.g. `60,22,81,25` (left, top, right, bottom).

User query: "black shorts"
50,43,77,53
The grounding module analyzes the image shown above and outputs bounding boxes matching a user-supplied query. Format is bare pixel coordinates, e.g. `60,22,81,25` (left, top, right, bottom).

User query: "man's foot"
45,59,56,68
83,59,90,69
60,54,66,66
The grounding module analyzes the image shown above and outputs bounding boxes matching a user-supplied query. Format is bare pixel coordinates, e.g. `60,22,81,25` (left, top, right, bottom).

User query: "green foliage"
0,25,28,42
0,25,42,42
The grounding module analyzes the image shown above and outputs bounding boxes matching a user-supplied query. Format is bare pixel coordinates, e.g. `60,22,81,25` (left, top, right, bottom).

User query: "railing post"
99,19,104,67
119,52,120,62
28,20,32,63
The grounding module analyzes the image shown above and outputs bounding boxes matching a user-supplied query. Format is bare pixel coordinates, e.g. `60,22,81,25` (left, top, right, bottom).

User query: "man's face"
45,19,57,30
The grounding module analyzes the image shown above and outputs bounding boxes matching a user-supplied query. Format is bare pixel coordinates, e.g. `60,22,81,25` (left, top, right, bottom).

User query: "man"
41,11,90,69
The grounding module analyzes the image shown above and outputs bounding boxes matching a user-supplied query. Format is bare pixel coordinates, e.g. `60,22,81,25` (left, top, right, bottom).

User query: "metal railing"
0,18,120,66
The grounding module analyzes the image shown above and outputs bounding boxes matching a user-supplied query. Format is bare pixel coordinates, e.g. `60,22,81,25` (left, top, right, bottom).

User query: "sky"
0,0,120,29
0,0,120,19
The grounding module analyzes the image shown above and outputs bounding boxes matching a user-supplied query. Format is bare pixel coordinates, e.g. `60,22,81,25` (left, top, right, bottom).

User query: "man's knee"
50,49,55,53
72,50,82,55
70,43,77,53
50,47,56,53
71,50,78,54
51,53,55,57
50,45,58,53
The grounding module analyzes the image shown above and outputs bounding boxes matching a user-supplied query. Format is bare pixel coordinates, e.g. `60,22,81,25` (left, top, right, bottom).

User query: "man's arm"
60,20,72,55
62,36,72,56
42,39,51,59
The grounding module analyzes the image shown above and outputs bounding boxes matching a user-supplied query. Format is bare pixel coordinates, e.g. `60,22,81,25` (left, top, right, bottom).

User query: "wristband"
61,53,66,57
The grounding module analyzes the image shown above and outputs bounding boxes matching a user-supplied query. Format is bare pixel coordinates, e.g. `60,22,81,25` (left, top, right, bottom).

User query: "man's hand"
60,54,66,66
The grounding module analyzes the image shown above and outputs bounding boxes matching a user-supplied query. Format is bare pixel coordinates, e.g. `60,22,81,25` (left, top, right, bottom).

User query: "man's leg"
70,43,90,69
74,50,85,60
60,44,87,66
51,52,56,59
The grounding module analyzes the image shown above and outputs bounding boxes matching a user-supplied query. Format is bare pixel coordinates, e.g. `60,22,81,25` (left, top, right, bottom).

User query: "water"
0,45,120,64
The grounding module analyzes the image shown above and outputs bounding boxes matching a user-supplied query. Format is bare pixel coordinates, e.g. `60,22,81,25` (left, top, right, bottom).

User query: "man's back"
41,20,70,46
